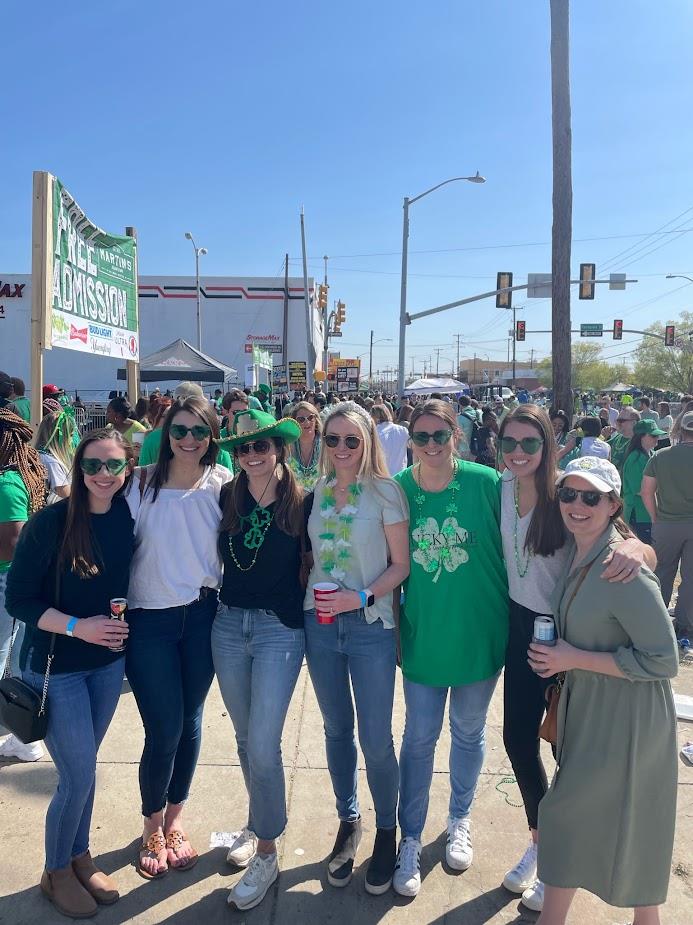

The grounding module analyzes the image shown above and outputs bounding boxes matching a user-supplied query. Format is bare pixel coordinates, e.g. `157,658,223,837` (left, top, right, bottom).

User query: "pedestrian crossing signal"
665,325,675,346
515,320,526,341
613,319,623,340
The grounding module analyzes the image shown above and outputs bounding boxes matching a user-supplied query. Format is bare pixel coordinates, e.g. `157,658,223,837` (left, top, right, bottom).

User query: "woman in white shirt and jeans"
125,397,232,879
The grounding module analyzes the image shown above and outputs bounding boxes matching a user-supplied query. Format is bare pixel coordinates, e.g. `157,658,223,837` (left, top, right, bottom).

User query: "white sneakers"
0,734,43,762
445,816,473,871
227,853,278,910
226,828,257,868
503,842,544,911
393,837,422,897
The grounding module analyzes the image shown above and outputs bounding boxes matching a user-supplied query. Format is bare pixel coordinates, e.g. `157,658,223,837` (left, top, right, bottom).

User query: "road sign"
580,323,603,337
527,273,552,298
609,273,626,290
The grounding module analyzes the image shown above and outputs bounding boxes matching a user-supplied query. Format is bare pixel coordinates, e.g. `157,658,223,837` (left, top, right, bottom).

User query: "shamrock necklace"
228,470,276,572
413,459,461,582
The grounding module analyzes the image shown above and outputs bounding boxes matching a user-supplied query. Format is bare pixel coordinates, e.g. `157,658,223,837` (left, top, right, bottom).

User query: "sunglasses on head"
237,439,273,456
557,486,605,507
169,424,212,441
500,436,544,455
295,414,316,424
80,457,129,476
324,434,362,449
410,429,453,447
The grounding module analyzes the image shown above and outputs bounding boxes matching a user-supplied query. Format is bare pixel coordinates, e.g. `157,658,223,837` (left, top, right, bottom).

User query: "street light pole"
397,172,485,394
185,232,207,351
369,329,374,383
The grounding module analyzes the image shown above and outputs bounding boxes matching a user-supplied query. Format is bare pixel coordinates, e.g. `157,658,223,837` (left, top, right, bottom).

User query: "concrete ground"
1,655,691,925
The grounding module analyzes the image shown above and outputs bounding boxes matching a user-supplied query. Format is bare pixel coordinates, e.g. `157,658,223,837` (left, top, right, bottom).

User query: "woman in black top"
5,429,135,919
211,409,307,912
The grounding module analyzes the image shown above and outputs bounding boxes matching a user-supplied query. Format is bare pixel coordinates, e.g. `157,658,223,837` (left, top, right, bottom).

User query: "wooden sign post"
30,171,54,428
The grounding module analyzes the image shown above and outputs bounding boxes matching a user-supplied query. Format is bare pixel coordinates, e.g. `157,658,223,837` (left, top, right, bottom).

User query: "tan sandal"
165,830,199,871
137,833,168,880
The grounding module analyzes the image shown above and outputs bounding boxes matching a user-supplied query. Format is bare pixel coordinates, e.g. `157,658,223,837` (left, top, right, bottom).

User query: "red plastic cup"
313,582,340,624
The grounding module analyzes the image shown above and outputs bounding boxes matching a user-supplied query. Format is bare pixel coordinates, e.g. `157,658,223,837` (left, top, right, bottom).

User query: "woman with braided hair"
0,408,47,761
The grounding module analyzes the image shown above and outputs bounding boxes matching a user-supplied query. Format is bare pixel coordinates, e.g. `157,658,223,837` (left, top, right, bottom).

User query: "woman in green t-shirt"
392,399,509,898
622,419,666,545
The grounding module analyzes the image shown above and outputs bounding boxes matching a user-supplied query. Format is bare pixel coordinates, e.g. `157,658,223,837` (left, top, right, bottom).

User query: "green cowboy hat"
216,408,300,450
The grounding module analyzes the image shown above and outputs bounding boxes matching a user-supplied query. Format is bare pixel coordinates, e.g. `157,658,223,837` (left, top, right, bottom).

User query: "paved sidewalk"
1,657,692,924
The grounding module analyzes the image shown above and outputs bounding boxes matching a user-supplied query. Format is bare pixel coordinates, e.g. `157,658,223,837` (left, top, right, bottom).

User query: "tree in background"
537,343,632,392
633,311,693,394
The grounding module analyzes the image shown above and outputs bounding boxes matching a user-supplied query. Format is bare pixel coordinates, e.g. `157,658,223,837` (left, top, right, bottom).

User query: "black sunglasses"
557,487,605,507
80,457,129,476
169,424,212,441
324,434,362,449
500,436,544,455
237,439,273,456
410,429,453,447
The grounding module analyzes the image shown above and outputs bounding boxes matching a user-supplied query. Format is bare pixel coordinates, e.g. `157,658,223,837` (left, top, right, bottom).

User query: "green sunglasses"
500,436,544,455
80,457,129,476
169,423,212,441
410,429,453,447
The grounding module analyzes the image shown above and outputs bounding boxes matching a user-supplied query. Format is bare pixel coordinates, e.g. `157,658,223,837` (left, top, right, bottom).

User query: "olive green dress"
538,526,679,907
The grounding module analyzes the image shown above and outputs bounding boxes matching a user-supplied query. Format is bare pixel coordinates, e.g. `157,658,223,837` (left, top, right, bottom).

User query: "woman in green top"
392,399,509,898
106,397,148,460
530,457,678,924
286,400,322,492
622,419,666,545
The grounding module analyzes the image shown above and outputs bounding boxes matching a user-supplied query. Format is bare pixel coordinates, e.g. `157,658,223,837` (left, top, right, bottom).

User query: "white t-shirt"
500,470,573,614
125,464,232,609
580,436,610,460
39,451,71,505
376,422,410,475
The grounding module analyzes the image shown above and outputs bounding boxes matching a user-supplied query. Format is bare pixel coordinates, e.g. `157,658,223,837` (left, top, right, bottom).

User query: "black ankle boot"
327,817,362,887
365,826,396,895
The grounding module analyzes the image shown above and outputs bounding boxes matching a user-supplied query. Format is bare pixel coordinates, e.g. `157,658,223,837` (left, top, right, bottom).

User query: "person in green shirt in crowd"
621,420,666,545
392,399,508,899
8,378,31,422
0,408,48,762
606,406,640,472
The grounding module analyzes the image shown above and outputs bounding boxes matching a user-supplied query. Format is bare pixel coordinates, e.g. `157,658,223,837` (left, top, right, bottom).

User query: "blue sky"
2,0,692,378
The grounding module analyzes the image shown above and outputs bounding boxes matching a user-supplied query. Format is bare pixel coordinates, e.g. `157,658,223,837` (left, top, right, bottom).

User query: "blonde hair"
34,409,77,473
371,404,392,425
291,400,323,436
320,403,389,480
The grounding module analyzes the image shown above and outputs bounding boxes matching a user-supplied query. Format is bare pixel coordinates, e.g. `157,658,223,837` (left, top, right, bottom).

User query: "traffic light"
515,320,526,341
665,324,675,346
496,272,513,309
335,301,346,327
318,284,328,310
613,319,623,340
579,263,596,299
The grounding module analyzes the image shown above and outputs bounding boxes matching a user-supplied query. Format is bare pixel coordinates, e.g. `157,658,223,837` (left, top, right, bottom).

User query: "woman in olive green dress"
528,456,678,925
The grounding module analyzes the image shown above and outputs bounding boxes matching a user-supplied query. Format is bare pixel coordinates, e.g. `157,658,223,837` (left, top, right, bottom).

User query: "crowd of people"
0,367,688,924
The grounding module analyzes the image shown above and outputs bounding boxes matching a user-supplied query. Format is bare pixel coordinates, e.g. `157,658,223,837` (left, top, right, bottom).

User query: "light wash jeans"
304,608,398,829
211,605,305,841
398,672,501,839
0,571,23,678
22,657,125,870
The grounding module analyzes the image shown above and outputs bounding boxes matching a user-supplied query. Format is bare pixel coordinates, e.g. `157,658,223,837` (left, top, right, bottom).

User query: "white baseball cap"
555,456,621,494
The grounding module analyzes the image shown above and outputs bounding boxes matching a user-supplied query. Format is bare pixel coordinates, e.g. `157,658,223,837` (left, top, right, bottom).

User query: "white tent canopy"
604,382,634,393
403,377,469,395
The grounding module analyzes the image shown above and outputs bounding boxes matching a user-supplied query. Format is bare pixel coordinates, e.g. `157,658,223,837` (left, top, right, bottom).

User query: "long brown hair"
59,429,133,578
0,408,46,514
220,439,304,537
409,399,460,452
499,405,566,557
146,397,220,501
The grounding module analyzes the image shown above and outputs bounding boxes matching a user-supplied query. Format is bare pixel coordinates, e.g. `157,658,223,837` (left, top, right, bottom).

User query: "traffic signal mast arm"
406,275,638,324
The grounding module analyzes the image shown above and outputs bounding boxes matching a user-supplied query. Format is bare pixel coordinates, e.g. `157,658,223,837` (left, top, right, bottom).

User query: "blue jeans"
211,606,305,840
0,571,22,678
399,672,500,839
304,608,398,829
125,591,217,816
22,657,125,870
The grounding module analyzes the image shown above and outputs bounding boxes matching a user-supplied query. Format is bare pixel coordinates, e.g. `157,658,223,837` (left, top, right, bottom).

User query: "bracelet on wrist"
65,616,79,637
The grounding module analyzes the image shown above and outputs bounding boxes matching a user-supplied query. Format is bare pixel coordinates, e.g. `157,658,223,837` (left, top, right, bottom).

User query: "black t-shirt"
218,485,307,628
5,497,135,674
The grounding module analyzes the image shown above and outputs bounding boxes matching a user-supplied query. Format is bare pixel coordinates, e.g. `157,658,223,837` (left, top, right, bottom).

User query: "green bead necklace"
513,478,531,578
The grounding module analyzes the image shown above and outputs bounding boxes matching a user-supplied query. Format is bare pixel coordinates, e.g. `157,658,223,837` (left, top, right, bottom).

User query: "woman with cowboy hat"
212,409,308,911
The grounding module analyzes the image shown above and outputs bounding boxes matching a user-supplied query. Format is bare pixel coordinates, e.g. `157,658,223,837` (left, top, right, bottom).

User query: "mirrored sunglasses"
237,439,273,456
500,436,544,455
410,429,453,447
295,414,316,424
169,424,212,441
557,487,605,507
80,457,129,476
324,434,362,449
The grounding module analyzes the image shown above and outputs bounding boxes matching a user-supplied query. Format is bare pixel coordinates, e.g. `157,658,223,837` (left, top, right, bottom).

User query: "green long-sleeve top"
622,449,652,524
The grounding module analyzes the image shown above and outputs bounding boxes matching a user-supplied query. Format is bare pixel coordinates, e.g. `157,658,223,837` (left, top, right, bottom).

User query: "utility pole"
550,0,573,414
369,329,374,383
282,253,289,387
530,348,535,368
453,333,462,379
435,347,441,376
512,305,517,390
300,207,314,389
473,353,477,385
322,255,329,375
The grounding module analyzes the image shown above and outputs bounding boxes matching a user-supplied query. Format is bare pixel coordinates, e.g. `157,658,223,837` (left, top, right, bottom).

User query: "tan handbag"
538,565,590,746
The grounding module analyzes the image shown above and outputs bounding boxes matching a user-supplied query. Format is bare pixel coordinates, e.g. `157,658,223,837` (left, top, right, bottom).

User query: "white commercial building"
0,274,322,398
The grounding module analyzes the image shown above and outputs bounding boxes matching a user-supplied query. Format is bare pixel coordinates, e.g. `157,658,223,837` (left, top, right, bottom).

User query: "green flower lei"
318,479,362,581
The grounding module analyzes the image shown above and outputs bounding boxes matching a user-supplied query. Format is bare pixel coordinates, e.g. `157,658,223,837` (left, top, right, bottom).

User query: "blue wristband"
65,617,78,637
358,591,367,609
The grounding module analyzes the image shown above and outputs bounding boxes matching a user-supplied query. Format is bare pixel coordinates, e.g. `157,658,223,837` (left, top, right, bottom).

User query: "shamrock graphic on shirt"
412,516,470,583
